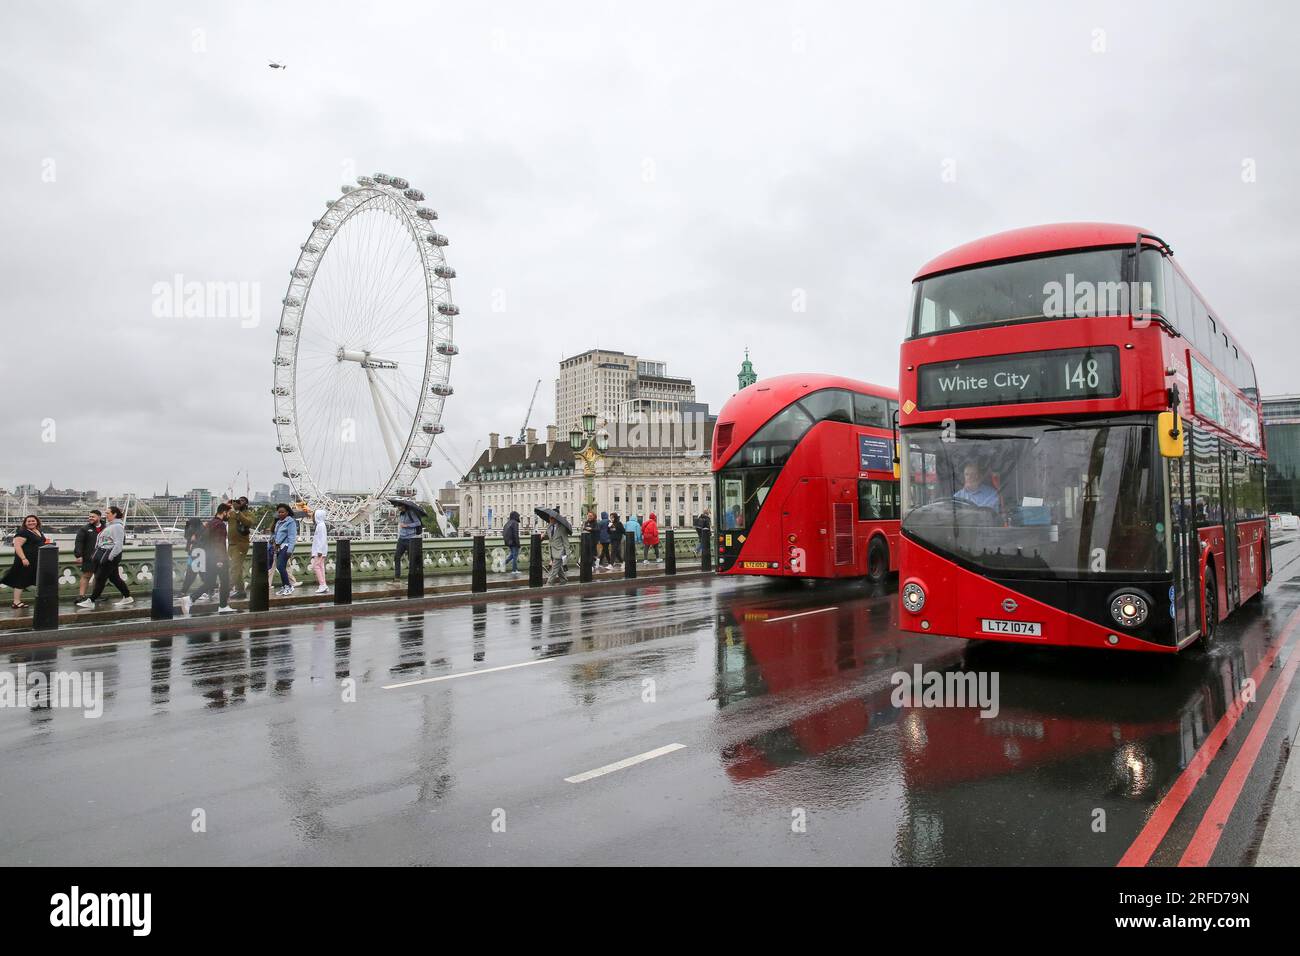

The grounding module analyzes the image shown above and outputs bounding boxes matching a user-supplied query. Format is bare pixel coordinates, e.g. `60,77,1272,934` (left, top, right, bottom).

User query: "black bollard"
471,535,487,593
407,536,424,598
529,533,543,587
334,539,352,605
152,543,174,620
664,528,676,575
32,544,60,631
250,543,270,612
624,535,638,579
579,531,593,583
701,529,713,572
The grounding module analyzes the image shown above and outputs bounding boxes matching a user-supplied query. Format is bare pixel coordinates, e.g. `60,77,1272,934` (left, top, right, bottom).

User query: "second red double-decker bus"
713,373,900,581
897,223,1268,653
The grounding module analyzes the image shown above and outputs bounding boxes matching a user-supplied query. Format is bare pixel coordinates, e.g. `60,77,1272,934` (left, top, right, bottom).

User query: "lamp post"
570,410,608,518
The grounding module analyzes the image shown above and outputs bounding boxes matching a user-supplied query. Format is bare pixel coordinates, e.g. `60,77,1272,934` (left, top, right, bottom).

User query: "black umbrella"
534,507,571,534
388,497,427,517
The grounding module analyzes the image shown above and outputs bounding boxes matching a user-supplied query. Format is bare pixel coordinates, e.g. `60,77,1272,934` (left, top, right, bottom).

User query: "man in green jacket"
227,496,256,599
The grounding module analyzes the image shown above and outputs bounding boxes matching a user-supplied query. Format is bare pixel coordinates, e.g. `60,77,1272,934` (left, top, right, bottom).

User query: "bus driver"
954,462,999,509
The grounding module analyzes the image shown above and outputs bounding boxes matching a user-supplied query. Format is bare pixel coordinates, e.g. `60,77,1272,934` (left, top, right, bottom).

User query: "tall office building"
1263,395,1300,515
555,349,699,429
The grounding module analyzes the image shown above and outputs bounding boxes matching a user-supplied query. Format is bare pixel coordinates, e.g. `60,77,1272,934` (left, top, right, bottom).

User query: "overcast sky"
3,1,1298,500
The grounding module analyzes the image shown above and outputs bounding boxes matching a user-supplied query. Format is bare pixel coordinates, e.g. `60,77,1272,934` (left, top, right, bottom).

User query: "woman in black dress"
3,515,49,608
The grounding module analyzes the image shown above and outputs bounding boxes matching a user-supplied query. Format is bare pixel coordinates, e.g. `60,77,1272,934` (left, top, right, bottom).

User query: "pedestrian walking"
694,510,711,556
610,512,625,564
624,513,642,555
310,506,329,594
180,503,234,614
272,503,298,595
226,496,255,599
73,509,104,600
642,512,660,562
503,510,521,575
77,506,132,608
596,511,612,567
3,515,50,609
534,507,572,585
179,515,205,597
393,504,423,579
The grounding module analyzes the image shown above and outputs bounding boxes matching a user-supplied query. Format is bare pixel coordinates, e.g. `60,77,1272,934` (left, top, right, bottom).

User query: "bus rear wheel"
866,538,889,584
1201,567,1217,648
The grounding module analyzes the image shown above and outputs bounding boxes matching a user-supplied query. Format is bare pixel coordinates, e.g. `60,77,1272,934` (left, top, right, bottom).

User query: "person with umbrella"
534,506,571,585
389,498,426,579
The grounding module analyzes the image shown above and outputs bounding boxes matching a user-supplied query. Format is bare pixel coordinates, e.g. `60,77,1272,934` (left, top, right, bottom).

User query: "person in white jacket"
310,507,329,594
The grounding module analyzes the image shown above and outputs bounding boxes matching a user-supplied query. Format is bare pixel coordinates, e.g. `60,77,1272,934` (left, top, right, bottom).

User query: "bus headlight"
902,583,926,614
1109,591,1150,628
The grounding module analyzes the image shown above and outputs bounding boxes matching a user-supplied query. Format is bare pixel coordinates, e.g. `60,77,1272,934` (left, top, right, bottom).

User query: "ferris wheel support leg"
365,366,404,473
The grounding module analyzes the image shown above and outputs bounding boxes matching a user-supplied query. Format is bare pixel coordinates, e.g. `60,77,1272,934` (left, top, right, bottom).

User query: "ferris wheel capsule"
404,188,424,202
356,176,375,186
342,184,355,194
408,458,432,469
435,265,455,279
390,177,410,190
301,243,321,254
417,208,438,221
373,173,393,185
437,303,459,316
422,423,445,435
283,296,302,307
436,342,459,356
291,268,311,279
427,232,449,247
430,383,453,397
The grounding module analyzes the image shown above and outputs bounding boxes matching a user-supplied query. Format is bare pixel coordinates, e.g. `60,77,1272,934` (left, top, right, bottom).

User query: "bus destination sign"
917,346,1120,411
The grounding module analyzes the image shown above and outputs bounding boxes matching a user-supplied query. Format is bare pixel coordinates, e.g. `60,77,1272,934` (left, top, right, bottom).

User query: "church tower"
737,349,757,390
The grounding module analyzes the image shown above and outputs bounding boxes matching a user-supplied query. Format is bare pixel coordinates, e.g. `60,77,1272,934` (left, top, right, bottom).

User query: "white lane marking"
764,606,838,623
564,743,687,783
382,658,553,689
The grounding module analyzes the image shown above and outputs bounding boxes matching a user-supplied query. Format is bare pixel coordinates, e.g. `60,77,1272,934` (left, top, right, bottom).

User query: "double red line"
1118,608,1300,867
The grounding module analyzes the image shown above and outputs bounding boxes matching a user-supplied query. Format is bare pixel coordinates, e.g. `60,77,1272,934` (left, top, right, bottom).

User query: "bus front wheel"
866,538,889,584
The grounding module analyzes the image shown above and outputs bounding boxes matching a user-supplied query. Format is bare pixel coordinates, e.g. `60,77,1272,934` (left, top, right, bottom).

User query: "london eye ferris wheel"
271,173,458,525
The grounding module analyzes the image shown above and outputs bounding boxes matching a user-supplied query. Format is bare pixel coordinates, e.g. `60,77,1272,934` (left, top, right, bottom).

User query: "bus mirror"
1158,411,1184,458
893,441,901,479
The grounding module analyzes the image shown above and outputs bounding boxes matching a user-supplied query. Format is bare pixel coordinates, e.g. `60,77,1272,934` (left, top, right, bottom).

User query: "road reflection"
713,581,1292,864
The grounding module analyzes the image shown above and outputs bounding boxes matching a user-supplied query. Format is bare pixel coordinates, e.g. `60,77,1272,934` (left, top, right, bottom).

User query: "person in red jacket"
642,512,660,562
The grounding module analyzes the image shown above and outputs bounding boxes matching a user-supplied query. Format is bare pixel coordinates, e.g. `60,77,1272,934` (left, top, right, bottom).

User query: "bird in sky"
268,61,287,70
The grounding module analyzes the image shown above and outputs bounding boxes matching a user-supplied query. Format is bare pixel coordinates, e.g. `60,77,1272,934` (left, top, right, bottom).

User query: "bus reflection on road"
712,582,1284,865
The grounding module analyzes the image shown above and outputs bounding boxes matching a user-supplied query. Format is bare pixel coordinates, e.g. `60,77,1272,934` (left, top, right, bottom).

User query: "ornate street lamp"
570,410,606,517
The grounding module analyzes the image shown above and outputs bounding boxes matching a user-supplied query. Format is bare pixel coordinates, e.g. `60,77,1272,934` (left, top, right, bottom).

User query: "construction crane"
518,378,542,443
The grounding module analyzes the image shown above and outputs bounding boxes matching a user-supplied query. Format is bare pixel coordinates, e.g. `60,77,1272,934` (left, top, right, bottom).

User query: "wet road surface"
3,543,1299,866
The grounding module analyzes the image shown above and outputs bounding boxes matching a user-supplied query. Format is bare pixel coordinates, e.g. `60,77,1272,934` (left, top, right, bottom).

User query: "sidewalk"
0,559,709,648
1255,690,1300,865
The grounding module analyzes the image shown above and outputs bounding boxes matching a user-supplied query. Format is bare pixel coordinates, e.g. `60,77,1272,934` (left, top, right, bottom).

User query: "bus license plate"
981,619,1042,636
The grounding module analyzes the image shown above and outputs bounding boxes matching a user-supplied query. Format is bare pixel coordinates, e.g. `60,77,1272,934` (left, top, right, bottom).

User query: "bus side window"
1160,257,1179,330
853,393,888,428
1175,272,1197,351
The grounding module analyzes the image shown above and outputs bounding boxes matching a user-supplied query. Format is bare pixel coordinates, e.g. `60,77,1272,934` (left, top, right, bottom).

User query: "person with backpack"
180,503,235,614
226,496,255,599
596,511,612,568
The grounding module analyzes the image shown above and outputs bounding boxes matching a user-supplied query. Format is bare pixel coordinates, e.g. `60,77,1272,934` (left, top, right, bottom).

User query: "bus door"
1220,445,1240,609
782,476,827,575
1169,449,1197,640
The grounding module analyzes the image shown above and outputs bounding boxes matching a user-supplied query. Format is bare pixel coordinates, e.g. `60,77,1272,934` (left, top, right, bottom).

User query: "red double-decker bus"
897,223,1268,653
713,373,900,581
